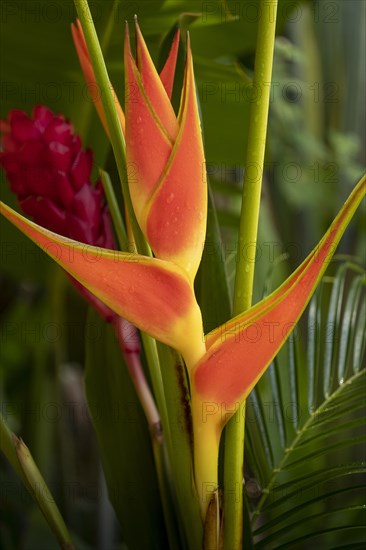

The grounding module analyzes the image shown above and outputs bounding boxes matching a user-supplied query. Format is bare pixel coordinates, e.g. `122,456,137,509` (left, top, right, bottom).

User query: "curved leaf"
84,309,167,550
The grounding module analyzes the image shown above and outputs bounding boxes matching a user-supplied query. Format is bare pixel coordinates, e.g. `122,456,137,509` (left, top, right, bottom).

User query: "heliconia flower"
73,17,205,282
124,21,207,281
1,172,364,516
1,17,365,521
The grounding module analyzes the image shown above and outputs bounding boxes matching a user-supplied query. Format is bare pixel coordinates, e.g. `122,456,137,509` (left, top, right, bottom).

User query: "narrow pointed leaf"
192,175,365,413
71,19,125,136
0,202,204,363
0,414,73,549
14,437,74,549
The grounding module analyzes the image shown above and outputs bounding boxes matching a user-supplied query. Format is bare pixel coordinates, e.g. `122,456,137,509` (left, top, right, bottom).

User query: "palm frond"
245,262,366,549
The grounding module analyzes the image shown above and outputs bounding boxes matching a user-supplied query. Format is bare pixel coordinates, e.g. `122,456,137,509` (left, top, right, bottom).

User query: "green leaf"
195,182,232,334
0,414,74,549
84,308,167,550
245,263,366,548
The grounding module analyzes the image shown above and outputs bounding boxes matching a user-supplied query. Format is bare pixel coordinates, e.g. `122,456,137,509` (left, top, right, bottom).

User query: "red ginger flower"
0,105,114,250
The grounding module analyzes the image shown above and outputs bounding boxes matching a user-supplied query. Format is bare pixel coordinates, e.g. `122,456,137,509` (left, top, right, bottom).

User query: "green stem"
224,1,278,548
73,0,149,256
140,334,172,449
100,169,129,250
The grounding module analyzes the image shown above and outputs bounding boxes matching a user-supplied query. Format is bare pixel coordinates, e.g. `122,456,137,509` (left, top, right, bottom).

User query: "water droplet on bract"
172,216,178,223
166,193,174,204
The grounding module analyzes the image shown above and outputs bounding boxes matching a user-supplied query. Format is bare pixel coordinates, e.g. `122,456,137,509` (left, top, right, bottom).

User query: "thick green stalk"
224,1,278,548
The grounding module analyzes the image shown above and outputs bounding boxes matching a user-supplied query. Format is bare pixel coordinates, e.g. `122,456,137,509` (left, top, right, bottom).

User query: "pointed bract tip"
134,15,143,41
124,21,132,54
185,31,192,59
174,27,181,42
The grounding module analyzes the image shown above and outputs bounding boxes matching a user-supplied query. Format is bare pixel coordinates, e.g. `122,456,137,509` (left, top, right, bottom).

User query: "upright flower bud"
124,21,207,282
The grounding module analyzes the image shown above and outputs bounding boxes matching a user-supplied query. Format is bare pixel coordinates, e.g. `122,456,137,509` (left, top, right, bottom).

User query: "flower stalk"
225,1,278,547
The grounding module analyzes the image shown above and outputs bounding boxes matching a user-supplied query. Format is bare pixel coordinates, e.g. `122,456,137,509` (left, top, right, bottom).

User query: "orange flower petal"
134,18,178,141
205,254,313,350
192,175,365,411
124,24,174,221
0,202,205,364
144,35,207,280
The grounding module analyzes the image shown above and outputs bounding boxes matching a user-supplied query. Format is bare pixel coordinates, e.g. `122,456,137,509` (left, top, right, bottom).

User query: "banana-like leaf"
192,175,365,413
195,182,232,334
246,262,366,548
0,202,205,366
84,309,167,550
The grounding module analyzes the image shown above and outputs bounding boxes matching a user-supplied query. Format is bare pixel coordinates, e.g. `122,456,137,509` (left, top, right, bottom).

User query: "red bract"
0,106,114,249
